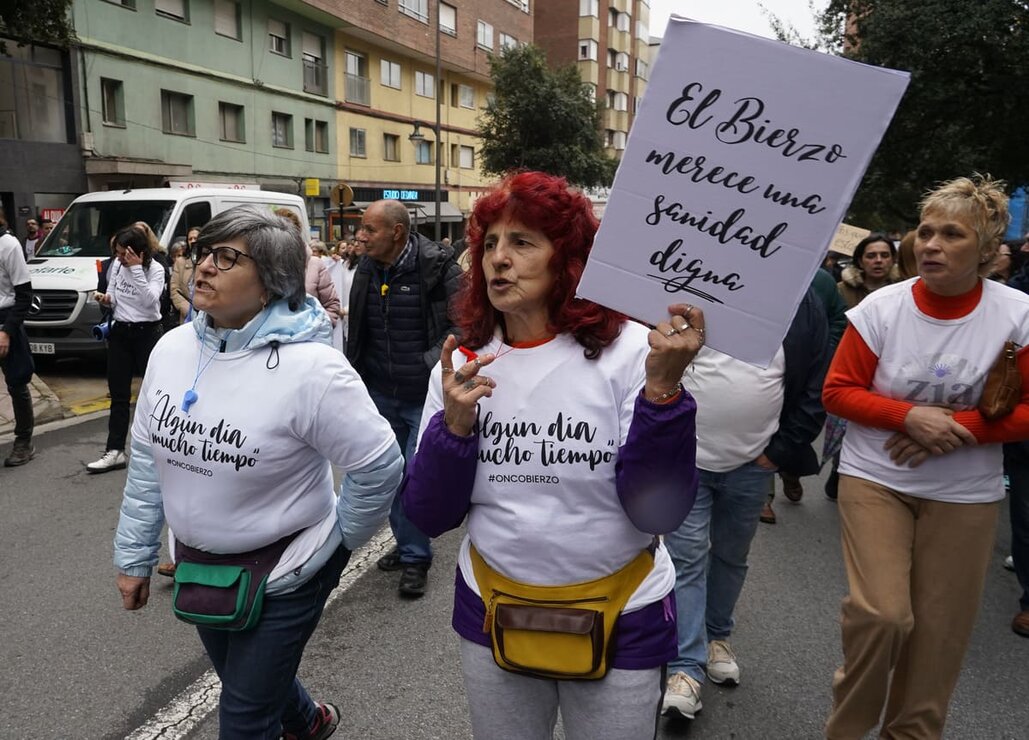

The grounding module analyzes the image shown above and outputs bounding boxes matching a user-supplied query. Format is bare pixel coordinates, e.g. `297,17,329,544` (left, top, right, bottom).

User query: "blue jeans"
196,545,350,739
664,461,773,681
367,388,432,565
1004,445,1029,611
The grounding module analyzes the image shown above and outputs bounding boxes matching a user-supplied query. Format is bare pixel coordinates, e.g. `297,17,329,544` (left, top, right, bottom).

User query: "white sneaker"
1005,555,1016,571
707,639,740,685
87,449,127,474
662,671,702,719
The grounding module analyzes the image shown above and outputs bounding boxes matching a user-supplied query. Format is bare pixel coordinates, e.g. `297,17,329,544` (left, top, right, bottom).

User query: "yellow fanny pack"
469,542,655,680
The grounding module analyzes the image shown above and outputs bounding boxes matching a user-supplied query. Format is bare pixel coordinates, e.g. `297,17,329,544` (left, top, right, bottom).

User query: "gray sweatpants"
459,639,664,740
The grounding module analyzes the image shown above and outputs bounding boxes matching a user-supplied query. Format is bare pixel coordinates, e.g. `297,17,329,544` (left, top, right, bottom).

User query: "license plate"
29,342,55,355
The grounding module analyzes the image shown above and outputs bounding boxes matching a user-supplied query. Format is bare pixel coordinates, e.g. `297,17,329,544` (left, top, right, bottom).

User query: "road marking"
124,528,395,740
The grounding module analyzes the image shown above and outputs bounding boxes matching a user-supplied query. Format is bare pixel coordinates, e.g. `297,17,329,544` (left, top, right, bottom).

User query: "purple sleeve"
399,410,478,537
615,390,699,534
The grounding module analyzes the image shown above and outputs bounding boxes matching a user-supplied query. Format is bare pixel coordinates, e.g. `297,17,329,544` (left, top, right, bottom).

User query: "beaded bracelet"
647,382,683,404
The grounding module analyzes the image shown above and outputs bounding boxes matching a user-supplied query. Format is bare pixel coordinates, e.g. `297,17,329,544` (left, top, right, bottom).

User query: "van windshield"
36,201,175,258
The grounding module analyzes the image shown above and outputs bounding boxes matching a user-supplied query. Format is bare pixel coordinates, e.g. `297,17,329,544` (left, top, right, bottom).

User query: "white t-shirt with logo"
131,325,396,579
418,322,676,612
108,259,165,323
841,278,1029,502
0,233,30,309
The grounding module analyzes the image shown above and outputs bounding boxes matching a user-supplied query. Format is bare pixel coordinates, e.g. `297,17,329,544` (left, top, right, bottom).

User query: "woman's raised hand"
644,304,706,402
440,334,496,437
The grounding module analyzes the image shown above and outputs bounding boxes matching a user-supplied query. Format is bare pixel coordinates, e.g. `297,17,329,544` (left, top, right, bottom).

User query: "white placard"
577,18,909,366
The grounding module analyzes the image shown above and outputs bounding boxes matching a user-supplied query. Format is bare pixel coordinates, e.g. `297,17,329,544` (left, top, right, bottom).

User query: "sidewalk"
0,376,67,438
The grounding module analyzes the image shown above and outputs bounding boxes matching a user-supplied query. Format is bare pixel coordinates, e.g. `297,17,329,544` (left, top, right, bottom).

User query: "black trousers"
0,314,34,443
106,321,162,452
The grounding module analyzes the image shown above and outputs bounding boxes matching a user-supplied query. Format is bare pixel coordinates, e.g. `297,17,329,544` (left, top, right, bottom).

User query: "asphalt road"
1,415,1026,740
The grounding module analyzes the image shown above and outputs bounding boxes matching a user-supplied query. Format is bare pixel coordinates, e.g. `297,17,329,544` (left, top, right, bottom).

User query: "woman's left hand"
644,303,706,402
883,432,933,468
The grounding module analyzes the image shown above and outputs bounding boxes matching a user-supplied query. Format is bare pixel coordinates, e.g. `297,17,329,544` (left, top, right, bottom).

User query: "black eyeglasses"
192,244,253,271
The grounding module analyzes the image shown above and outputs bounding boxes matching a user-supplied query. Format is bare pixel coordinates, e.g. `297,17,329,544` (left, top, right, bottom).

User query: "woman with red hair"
401,171,703,738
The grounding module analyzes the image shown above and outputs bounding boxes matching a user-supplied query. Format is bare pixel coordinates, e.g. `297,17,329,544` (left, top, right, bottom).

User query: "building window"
635,58,648,80
268,19,290,56
0,45,68,143
459,145,474,169
578,39,597,61
499,33,518,50
103,0,137,8
476,20,493,50
345,51,370,105
213,0,240,39
380,59,401,89
415,70,434,98
399,0,428,22
305,118,328,153
383,133,400,161
314,120,328,153
218,102,244,142
612,91,628,111
456,83,474,109
615,52,629,72
161,90,194,136
617,12,631,32
613,131,626,150
414,139,432,164
636,20,648,40
585,83,596,102
302,33,326,95
350,127,366,157
579,0,597,17
506,0,529,10
271,111,293,148
155,0,188,21
440,3,457,35
100,78,124,126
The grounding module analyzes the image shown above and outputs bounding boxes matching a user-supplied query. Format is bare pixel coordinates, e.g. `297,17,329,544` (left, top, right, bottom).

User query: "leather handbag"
978,341,1021,421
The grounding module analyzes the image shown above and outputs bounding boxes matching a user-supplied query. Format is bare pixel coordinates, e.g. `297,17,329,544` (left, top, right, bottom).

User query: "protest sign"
829,223,872,257
577,18,909,366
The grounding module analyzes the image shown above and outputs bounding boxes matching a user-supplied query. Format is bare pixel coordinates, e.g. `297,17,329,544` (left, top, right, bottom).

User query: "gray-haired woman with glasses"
113,206,403,740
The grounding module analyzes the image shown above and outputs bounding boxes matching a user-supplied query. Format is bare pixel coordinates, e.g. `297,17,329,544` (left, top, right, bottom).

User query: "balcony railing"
303,59,327,96
344,73,370,106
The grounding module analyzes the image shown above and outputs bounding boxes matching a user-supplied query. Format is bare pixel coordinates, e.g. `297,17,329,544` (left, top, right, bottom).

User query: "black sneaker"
398,562,430,598
3,440,35,467
282,702,339,740
376,546,403,572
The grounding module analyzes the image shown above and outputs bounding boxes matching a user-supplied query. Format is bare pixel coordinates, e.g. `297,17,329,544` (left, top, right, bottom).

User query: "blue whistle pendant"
182,389,198,413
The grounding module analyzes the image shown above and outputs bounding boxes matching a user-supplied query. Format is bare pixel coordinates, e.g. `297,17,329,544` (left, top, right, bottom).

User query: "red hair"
455,171,624,359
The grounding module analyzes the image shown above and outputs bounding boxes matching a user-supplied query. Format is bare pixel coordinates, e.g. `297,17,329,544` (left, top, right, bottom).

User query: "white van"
25,188,309,359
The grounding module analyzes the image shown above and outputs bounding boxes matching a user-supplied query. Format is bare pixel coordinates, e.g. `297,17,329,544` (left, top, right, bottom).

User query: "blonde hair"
919,174,1009,270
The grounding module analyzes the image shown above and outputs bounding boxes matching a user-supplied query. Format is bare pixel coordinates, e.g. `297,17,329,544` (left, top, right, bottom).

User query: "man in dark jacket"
662,289,829,720
348,199,462,597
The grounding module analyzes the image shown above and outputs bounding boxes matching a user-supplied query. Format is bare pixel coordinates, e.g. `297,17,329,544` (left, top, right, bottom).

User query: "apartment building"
308,0,533,240
1,0,529,241
72,0,341,233
534,0,651,158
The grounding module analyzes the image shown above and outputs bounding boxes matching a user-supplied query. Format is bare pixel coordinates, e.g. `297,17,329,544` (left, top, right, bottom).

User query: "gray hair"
379,199,411,239
196,206,307,310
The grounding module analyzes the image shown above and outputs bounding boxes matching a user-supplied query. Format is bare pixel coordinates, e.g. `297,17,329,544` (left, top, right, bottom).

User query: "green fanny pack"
171,532,299,632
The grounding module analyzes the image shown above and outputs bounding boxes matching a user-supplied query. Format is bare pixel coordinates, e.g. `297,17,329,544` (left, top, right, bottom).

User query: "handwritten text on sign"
577,19,909,366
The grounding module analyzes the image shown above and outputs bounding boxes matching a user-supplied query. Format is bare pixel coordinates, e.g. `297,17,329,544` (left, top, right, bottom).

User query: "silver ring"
473,358,482,368
665,327,679,337
463,379,477,391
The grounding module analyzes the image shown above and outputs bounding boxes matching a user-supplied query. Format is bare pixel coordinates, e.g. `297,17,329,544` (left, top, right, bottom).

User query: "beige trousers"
825,476,1000,740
